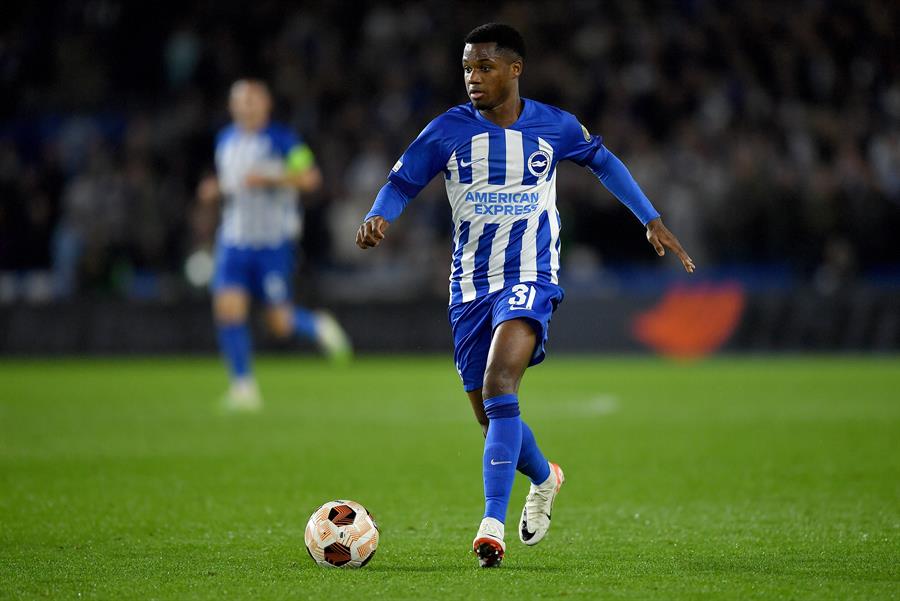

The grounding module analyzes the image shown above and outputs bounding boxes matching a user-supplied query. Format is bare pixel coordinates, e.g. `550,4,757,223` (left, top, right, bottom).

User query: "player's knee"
474,409,489,436
214,294,248,325
483,394,520,420
482,365,521,398
270,321,292,339
266,309,293,339
467,391,490,432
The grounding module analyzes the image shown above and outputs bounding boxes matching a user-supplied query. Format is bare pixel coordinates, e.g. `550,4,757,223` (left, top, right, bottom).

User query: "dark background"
1,0,898,352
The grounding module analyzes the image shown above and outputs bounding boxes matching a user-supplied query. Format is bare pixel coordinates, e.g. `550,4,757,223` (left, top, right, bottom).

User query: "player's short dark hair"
464,23,526,61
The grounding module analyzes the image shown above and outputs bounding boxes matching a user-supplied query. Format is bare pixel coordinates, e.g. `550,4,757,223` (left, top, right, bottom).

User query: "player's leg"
260,244,352,362
483,283,566,556
265,303,308,339
466,389,489,437
473,319,534,567
214,287,261,411
449,295,524,566
263,302,352,360
467,388,550,485
475,315,566,561
212,242,261,411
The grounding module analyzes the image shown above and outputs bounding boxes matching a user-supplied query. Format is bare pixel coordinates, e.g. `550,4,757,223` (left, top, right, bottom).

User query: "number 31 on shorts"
508,284,536,311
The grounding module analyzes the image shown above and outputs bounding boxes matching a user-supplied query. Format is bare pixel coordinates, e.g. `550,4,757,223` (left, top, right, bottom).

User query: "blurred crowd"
1,0,898,302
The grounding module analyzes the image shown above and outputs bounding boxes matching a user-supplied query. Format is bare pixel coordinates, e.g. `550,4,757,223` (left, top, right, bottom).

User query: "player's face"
462,43,522,111
229,82,272,130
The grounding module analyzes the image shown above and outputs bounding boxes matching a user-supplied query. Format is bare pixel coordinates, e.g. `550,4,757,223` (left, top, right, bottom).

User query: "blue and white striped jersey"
215,123,305,248
387,99,603,304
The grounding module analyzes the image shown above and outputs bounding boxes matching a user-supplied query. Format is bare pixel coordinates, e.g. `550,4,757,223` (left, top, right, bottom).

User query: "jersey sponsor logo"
464,190,540,216
527,150,551,177
459,157,485,168
475,204,537,215
391,159,403,172
464,191,539,204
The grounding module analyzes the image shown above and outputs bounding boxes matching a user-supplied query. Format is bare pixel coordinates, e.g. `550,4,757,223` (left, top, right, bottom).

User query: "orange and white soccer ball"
305,500,380,568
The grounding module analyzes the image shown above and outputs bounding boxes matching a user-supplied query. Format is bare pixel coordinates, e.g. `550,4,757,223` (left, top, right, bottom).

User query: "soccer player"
199,79,352,412
356,24,694,567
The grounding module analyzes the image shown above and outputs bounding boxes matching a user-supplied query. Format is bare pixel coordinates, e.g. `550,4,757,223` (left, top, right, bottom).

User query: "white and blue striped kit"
387,99,603,305
215,123,304,248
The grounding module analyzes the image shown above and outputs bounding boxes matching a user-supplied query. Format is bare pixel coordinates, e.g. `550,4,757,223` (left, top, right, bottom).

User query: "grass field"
1,356,898,600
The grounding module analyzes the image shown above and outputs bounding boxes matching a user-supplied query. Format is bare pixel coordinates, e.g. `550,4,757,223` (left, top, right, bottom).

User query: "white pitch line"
583,395,620,415
529,394,620,418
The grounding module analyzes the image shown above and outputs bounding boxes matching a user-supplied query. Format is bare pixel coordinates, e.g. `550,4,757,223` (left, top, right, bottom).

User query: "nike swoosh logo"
459,157,485,168
490,459,512,465
520,512,551,541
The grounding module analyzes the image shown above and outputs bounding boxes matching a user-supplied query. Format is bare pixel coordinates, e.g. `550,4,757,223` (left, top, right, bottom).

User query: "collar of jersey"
471,97,533,130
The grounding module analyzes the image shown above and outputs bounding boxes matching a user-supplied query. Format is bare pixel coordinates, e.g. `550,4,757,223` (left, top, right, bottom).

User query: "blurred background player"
357,24,693,567
197,79,351,411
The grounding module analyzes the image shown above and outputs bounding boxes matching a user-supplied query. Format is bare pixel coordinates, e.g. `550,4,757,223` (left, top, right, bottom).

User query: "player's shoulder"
524,98,579,125
445,103,479,120
264,122,302,143
263,122,304,155
215,124,238,146
263,121,297,136
525,98,597,148
408,105,478,149
425,103,480,131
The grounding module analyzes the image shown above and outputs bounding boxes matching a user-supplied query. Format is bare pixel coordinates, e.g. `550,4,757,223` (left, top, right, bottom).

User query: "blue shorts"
212,242,295,305
449,282,564,392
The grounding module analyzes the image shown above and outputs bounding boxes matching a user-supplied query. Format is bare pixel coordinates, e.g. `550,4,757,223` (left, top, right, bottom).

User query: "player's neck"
236,120,268,133
478,94,523,128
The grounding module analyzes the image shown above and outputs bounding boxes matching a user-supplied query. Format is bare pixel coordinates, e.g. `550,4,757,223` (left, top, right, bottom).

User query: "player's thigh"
214,288,250,324
264,304,294,338
482,319,538,397
212,243,253,323
488,281,564,376
255,244,295,307
449,297,494,394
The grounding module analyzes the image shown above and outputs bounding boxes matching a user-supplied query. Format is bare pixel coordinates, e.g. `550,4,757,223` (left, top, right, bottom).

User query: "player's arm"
356,214,390,249
356,182,409,248
196,173,221,205
587,146,695,273
245,144,323,193
356,119,447,250
280,143,323,192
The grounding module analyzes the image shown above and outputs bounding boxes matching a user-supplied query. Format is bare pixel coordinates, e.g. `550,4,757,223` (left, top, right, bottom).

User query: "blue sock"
517,422,551,485
483,394,522,523
293,306,318,340
217,323,251,380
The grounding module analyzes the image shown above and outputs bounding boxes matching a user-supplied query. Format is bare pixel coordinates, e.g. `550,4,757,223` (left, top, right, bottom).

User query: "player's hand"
646,217,695,273
244,172,277,188
356,217,390,249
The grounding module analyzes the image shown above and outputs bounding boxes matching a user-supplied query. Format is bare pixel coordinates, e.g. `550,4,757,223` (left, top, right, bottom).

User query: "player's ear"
511,59,523,78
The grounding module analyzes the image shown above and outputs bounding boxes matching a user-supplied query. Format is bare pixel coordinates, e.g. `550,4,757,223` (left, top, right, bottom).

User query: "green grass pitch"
1,356,898,600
